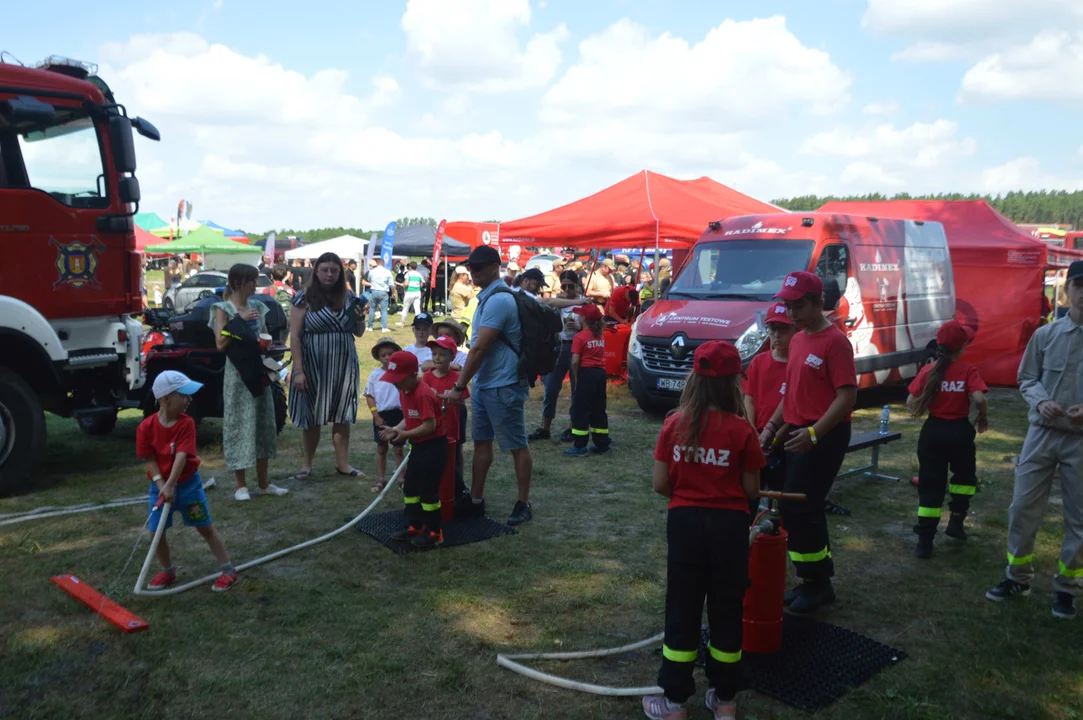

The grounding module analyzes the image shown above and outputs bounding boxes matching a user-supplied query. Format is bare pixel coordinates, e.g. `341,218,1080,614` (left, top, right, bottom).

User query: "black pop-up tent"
369,224,472,257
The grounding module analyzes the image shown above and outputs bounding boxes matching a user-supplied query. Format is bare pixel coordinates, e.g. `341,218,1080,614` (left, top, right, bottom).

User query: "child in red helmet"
907,320,989,558
378,351,449,548
643,341,763,720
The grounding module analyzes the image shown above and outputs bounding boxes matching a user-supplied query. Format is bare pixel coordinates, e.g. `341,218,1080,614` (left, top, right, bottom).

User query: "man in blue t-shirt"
447,245,533,526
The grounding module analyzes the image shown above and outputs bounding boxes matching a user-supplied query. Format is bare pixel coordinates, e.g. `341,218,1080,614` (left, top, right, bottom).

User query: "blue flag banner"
264,231,276,260
380,221,397,266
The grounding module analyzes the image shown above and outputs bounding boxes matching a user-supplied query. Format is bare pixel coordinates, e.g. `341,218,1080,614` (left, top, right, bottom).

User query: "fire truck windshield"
666,239,815,300
3,107,108,208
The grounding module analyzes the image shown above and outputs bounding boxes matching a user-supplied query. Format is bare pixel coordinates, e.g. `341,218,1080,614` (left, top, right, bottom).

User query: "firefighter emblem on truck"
50,236,105,289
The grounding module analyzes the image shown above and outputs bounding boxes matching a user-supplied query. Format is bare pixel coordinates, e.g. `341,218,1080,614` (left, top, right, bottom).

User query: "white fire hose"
133,455,407,597
0,477,217,528
495,491,804,697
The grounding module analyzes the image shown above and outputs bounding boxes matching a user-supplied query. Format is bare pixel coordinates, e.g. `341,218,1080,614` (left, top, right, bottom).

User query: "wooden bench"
824,429,903,516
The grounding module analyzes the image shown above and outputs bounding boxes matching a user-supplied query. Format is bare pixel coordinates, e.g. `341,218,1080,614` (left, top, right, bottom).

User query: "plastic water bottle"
879,406,891,435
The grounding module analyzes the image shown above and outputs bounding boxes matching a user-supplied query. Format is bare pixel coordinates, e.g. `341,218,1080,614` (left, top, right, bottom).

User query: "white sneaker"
259,484,289,496
704,689,737,720
382,328,391,333
234,487,251,501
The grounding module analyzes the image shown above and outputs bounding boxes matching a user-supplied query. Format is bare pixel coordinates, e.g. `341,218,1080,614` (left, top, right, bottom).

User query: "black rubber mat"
356,509,516,554
689,614,906,713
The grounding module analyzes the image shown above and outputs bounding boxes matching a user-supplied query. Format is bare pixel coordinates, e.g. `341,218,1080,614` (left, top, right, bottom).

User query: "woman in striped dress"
288,252,367,479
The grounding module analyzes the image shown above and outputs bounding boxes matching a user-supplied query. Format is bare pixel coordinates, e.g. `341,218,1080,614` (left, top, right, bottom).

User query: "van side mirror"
822,279,841,311
109,114,137,173
0,95,56,124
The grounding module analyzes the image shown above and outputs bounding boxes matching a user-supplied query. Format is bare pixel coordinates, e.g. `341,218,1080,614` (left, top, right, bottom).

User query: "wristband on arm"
808,426,818,445
152,474,163,483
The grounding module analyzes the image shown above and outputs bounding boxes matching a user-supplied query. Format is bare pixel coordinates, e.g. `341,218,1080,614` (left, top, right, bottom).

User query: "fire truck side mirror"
109,115,137,174
1,95,56,123
131,116,160,142
119,176,141,204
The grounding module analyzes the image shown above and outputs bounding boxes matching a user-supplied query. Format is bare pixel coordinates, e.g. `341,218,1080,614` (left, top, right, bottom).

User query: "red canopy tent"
135,226,164,253
498,170,782,250
818,199,1064,386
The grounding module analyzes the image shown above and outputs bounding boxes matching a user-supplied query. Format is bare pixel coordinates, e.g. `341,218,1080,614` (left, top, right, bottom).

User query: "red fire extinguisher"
743,492,805,655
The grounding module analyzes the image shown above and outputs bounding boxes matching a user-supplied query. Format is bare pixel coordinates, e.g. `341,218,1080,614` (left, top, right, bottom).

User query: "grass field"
1,324,1080,720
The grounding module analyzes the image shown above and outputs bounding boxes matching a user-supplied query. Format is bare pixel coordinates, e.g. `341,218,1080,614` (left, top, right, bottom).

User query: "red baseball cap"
765,302,794,325
774,271,824,301
426,335,459,354
936,320,974,351
693,341,742,377
574,304,603,321
379,350,419,385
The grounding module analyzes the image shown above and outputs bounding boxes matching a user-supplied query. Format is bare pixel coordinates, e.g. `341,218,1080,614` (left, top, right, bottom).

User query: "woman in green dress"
213,264,288,502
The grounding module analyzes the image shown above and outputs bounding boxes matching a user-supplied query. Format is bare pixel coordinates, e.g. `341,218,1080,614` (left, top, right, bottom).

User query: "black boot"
915,534,934,559
789,579,835,613
945,513,968,541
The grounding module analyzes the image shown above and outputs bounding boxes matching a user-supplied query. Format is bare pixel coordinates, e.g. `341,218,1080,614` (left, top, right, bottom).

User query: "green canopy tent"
135,211,169,232
145,226,261,271
145,225,256,254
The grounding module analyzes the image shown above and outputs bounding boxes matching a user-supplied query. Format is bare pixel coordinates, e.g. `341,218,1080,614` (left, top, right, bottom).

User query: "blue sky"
7,0,1082,230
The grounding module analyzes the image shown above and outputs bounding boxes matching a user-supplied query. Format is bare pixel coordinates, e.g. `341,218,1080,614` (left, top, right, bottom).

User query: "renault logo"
670,334,688,360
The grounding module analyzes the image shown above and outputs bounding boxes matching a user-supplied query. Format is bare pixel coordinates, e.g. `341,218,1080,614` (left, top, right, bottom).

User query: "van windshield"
666,240,815,300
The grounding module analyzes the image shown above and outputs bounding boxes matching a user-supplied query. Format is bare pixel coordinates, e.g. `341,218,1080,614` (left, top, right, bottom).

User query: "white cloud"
840,161,905,188
802,120,976,169
981,157,1083,193
890,41,977,63
542,16,851,131
961,31,1083,102
862,101,900,115
401,0,568,93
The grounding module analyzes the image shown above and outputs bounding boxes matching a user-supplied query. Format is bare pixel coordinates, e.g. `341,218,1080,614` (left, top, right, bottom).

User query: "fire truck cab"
0,56,159,493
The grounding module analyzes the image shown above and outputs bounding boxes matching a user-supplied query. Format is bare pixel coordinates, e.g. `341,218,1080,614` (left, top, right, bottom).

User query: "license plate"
656,377,686,392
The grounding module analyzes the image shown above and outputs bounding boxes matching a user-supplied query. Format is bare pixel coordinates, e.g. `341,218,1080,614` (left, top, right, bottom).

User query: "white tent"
285,235,370,294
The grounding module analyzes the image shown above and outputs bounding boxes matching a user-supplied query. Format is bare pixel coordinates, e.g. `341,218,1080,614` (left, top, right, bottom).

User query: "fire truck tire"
77,409,118,436
272,382,287,434
0,368,46,496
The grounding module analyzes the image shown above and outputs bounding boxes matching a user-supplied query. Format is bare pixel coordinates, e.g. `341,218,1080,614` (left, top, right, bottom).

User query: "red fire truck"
0,57,159,493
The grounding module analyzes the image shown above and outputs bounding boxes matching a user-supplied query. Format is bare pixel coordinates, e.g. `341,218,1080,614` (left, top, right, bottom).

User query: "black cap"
412,312,434,327
370,338,402,359
465,245,501,267
1068,260,1083,283
520,267,548,286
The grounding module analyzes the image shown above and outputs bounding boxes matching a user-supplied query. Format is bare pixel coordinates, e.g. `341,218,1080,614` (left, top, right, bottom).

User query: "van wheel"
0,368,46,496
77,409,118,436
636,397,673,418
272,382,287,434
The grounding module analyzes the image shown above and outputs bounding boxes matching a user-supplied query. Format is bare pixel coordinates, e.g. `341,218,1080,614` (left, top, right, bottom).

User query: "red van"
628,212,956,414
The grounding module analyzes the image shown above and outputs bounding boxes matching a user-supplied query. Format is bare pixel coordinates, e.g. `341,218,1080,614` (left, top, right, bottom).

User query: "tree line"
771,190,1083,228
244,217,437,244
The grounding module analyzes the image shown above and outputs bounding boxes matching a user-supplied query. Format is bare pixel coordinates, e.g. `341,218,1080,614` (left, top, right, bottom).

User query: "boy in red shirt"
644,341,763,720
565,304,611,456
379,351,449,548
907,320,989,558
760,272,857,613
424,334,470,500
742,302,795,495
137,370,237,592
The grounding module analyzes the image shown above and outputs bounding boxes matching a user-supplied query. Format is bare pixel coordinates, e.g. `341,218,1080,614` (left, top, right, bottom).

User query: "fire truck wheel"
77,409,119,436
272,382,287,434
0,367,46,496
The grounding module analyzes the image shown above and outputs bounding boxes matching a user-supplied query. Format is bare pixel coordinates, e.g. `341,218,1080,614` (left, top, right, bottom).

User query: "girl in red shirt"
907,320,989,558
565,304,610,457
644,340,763,720
742,302,796,496
760,272,857,614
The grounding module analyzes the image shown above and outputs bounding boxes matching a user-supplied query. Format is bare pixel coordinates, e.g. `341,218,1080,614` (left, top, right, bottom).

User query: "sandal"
336,467,367,478
371,481,387,493
290,470,311,481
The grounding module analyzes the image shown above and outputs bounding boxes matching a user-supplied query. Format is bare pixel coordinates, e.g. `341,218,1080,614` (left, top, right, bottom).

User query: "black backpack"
476,285,563,387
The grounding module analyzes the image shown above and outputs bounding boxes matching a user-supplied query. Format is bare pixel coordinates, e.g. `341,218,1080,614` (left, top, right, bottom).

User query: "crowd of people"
134,245,1083,720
